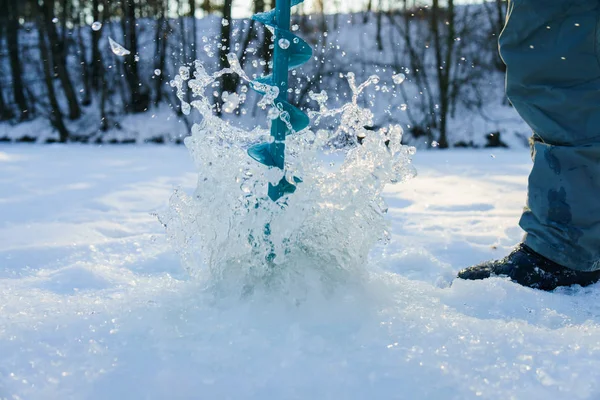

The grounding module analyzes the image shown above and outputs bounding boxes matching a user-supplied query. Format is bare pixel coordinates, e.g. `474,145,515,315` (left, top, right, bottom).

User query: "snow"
2,145,600,399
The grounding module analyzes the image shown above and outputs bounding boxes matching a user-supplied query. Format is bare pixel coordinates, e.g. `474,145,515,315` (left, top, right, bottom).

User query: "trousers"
499,0,600,271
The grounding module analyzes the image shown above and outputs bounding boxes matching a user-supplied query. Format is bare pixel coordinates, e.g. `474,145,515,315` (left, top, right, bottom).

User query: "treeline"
0,0,507,148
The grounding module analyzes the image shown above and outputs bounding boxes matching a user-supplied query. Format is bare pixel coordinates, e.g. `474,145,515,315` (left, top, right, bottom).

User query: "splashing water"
221,91,241,114
108,38,131,57
91,21,102,31
278,38,291,50
392,73,406,85
161,54,416,298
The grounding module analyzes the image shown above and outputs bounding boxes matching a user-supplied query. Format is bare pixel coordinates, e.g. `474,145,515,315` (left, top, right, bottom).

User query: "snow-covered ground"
2,145,600,399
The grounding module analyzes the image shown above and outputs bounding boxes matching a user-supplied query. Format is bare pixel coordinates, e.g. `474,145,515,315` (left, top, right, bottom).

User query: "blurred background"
0,0,526,148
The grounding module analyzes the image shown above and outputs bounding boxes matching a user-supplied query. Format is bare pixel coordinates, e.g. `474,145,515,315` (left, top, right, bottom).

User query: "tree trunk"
108,21,128,108
98,0,109,132
364,0,373,23
239,20,256,71
430,0,454,149
333,0,340,30
0,0,13,120
76,12,92,106
121,0,150,113
154,0,168,106
218,0,236,111
38,17,70,142
60,0,68,46
189,0,198,61
6,0,29,120
90,0,103,91
0,88,12,121
39,0,82,120
495,0,506,34
255,0,272,75
376,0,383,51
178,0,188,64
494,0,507,72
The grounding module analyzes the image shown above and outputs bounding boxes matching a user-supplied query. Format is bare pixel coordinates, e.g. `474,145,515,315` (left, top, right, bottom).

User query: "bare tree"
256,0,273,75
37,10,70,142
0,89,11,122
189,0,198,61
389,2,436,144
0,0,13,120
430,0,455,148
121,0,150,113
76,11,92,106
90,0,103,91
483,0,507,72
154,0,169,106
218,0,237,112
38,0,82,120
6,0,29,120
177,0,188,65
376,0,384,51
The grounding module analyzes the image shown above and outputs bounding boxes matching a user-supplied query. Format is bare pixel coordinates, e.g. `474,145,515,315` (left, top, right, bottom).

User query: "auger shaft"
248,0,312,201
270,0,291,172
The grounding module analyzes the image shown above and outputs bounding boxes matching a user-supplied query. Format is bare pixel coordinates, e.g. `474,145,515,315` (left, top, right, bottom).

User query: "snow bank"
1,146,599,399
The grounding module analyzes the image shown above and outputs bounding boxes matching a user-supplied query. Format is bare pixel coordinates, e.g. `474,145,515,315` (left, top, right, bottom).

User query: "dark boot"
457,244,600,291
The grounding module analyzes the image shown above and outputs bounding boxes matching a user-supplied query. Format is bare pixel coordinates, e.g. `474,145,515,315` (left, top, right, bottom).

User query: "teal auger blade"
247,0,312,201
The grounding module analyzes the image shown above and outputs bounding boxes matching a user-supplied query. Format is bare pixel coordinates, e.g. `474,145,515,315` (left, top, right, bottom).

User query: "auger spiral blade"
247,0,312,201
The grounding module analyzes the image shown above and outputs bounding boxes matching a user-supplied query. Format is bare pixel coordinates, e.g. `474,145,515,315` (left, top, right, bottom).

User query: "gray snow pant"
500,0,600,271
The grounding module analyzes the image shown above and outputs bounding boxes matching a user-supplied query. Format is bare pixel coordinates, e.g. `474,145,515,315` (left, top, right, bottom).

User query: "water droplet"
91,21,102,31
293,37,300,44
108,38,131,57
392,73,406,85
181,102,191,115
203,44,214,57
278,38,290,50
221,19,229,26
222,91,240,113
431,141,439,147
154,69,161,76
134,55,140,62
179,66,190,80
291,24,299,31
267,107,280,120
52,17,59,23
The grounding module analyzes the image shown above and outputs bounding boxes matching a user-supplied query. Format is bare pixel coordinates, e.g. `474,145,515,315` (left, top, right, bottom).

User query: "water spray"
247,0,312,201
166,8,417,287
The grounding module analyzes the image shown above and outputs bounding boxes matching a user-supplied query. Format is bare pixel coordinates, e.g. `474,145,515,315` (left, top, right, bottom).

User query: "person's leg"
501,0,600,272
458,0,600,289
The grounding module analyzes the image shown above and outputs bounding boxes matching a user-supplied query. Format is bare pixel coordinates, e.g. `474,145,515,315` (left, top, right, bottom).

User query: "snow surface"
2,145,600,399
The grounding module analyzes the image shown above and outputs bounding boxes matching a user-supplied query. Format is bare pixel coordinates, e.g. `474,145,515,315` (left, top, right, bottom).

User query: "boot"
457,243,600,291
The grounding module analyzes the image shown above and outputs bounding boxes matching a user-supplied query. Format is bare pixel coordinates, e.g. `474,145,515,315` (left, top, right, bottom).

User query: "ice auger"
247,0,312,201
